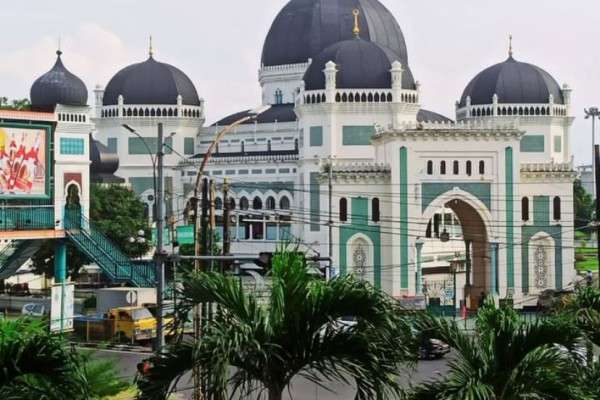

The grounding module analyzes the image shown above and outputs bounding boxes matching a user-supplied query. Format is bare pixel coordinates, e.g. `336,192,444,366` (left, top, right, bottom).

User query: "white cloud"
0,23,130,100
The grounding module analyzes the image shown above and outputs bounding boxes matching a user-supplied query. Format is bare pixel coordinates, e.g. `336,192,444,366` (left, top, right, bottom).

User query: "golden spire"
352,9,360,38
149,35,154,57
508,34,513,58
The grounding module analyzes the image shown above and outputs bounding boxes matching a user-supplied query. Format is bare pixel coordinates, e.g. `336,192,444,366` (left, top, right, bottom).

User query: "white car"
21,303,45,317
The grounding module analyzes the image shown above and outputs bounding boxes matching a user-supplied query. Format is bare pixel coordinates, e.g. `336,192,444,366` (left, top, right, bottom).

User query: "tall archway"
422,190,492,308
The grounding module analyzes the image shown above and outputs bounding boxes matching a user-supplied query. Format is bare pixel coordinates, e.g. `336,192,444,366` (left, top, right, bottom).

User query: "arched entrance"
65,183,82,227
422,190,492,309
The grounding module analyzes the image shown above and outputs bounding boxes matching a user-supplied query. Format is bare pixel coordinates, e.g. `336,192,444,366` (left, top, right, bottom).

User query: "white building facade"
27,0,576,307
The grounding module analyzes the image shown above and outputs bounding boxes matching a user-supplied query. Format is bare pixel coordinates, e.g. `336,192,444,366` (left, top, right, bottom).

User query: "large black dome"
30,51,88,110
262,0,411,68
103,56,200,106
304,38,414,90
460,56,564,107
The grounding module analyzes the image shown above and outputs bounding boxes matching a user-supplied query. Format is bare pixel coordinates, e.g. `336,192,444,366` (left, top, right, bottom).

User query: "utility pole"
327,159,333,281
586,108,600,181
192,177,209,400
595,145,600,289
223,179,231,259
155,123,165,350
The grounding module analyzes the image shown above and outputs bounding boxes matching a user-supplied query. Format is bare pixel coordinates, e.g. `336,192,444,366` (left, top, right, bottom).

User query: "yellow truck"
75,306,174,343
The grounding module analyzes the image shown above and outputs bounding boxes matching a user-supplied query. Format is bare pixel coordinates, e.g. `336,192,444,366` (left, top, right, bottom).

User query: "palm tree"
563,287,600,349
137,250,417,400
0,319,129,400
410,300,583,400
0,318,89,400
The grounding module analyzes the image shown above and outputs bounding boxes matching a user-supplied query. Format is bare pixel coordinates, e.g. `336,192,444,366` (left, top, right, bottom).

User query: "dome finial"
57,36,62,57
352,9,360,38
508,34,513,58
149,35,154,58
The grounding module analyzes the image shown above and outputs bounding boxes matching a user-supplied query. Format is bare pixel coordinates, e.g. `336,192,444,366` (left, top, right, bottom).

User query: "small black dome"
103,56,200,106
262,0,411,68
460,56,564,107
30,51,88,110
304,38,413,90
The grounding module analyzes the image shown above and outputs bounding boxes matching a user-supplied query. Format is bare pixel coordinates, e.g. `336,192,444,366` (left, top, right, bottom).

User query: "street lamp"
121,123,169,351
190,104,270,400
449,254,466,318
585,107,600,178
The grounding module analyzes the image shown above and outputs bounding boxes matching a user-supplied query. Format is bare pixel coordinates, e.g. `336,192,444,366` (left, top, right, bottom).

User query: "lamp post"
190,105,270,400
585,107,600,185
449,254,466,319
128,229,147,259
122,123,169,351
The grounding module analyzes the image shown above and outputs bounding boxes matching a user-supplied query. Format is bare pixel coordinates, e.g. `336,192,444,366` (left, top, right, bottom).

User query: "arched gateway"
421,189,495,309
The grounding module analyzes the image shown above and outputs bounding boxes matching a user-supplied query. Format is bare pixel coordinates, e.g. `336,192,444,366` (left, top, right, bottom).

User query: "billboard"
0,125,49,198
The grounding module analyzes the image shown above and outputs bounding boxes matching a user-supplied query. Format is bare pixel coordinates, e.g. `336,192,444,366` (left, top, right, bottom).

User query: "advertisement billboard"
0,124,49,198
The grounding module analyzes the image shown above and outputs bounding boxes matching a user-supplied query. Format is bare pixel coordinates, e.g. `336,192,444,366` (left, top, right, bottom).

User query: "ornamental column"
489,242,499,296
415,239,424,295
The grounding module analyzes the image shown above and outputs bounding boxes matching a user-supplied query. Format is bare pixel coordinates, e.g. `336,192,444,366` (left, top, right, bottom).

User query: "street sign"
50,283,75,333
125,290,138,306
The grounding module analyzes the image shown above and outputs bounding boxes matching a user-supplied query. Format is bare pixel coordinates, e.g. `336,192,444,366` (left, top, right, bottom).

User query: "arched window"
479,160,485,175
522,197,530,221
228,198,236,210
340,198,348,222
274,89,283,105
253,197,263,210
279,196,290,210
215,197,223,210
266,196,276,210
427,161,433,175
453,161,459,175
372,198,380,222
553,197,561,221
440,161,446,175
466,161,472,176
239,197,249,210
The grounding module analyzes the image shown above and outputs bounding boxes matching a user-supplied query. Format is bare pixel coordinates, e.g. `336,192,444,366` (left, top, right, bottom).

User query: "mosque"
3,0,577,308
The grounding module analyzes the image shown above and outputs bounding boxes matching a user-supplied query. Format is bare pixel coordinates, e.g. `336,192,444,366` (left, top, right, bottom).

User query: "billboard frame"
0,122,53,200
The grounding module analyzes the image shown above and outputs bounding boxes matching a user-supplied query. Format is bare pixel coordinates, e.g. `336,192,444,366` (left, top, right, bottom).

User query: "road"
92,348,449,399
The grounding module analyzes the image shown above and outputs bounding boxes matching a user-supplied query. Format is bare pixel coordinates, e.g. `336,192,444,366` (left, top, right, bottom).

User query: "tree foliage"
137,249,417,400
410,300,584,400
31,184,151,279
0,318,129,400
0,97,31,111
574,179,594,230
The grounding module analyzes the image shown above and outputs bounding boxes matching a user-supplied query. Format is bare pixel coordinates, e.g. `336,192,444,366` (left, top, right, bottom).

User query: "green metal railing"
0,205,54,231
65,210,155,287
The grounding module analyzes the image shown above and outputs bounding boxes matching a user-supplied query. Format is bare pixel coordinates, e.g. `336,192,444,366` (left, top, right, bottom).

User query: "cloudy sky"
1,0,598,164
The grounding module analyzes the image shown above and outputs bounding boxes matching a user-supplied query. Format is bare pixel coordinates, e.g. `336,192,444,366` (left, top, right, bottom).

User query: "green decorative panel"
400,147,409,289
520,135,545,153
553,136,562,153
421,182,492,212
184,137,195,155
533,196,550,226
505,147,515,289
310,172,320,231
342,126,375,146
521,226,563,293
340,197,382,288
310,126,323,147
60,138,85,155
128,137,173,155
107,138,118,153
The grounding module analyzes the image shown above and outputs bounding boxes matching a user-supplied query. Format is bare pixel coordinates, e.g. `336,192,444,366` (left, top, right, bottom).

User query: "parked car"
537,289,574,312
418,338,451,360
21,303,45,317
